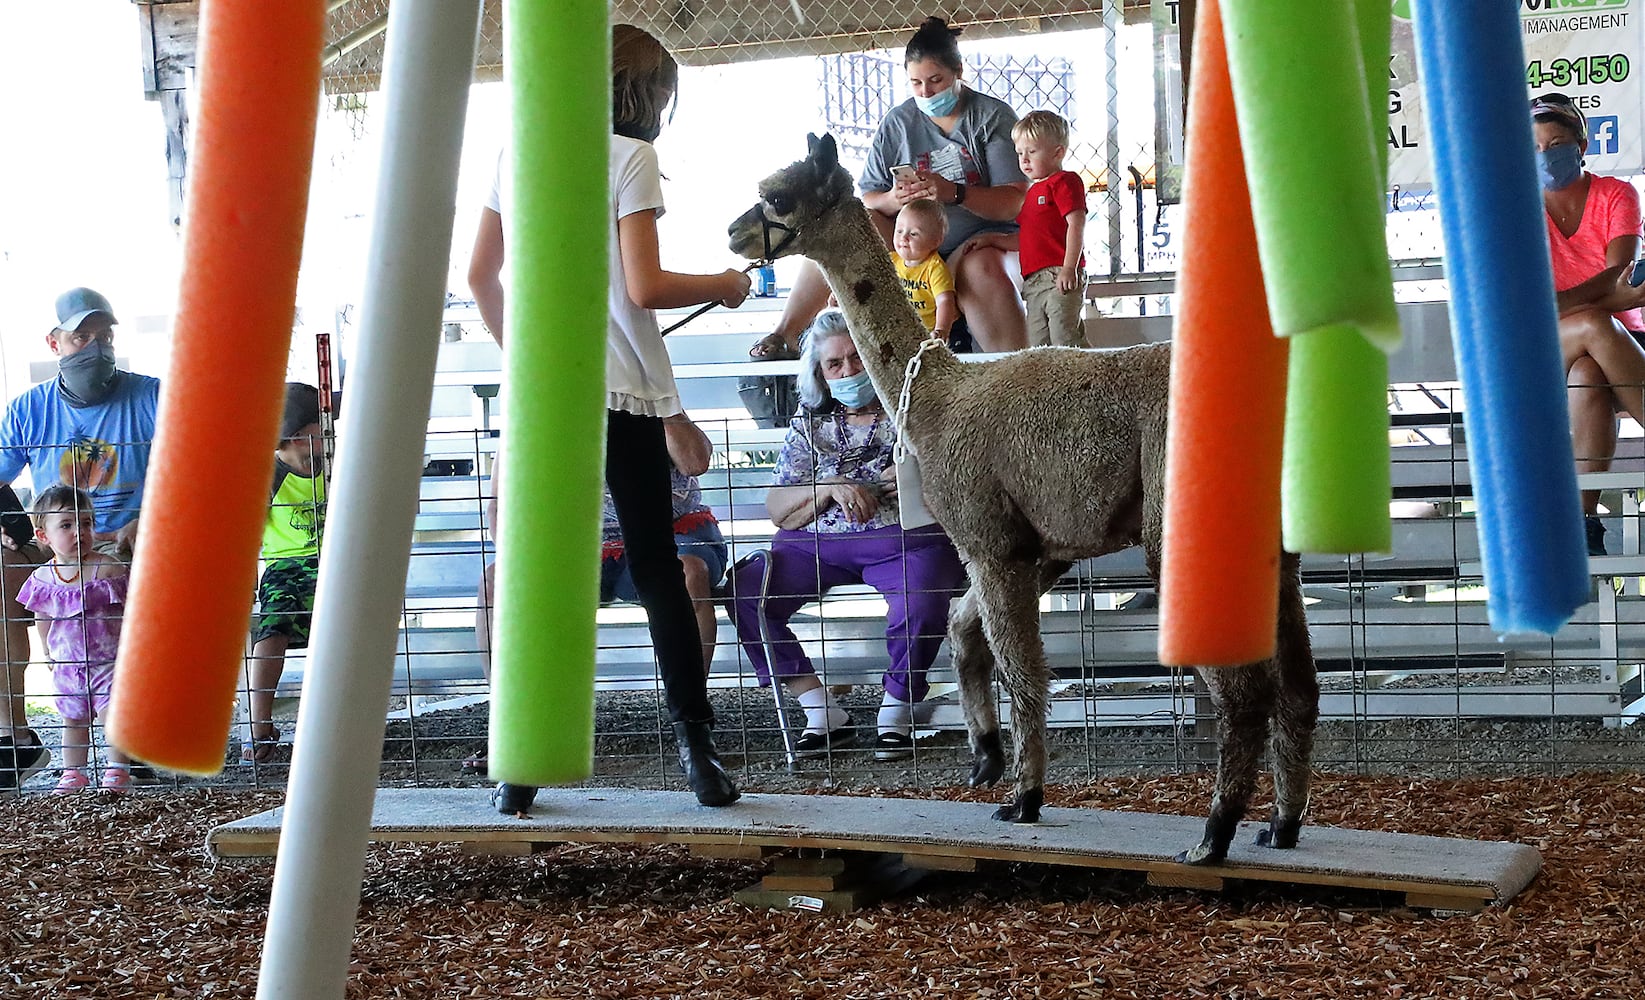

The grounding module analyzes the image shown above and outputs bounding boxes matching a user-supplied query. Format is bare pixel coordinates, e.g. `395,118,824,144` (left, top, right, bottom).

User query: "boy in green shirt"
243,383,326,763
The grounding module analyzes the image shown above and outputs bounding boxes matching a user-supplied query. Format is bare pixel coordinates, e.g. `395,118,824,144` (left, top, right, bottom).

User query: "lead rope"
893,334,946,464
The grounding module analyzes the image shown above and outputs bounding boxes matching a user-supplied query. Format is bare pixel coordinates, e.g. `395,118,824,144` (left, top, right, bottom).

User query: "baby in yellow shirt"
890,198,957,341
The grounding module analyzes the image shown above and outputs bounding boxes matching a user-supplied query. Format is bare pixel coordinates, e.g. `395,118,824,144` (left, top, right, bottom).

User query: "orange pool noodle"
109,1,324,774
1159,0,1288,667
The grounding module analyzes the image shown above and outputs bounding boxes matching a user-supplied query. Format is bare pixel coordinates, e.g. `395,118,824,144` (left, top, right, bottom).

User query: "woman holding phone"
748,16,1028,358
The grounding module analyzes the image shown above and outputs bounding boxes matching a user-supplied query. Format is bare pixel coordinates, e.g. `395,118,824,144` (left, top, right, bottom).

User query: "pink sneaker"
101,766,132,792
53,769,90,794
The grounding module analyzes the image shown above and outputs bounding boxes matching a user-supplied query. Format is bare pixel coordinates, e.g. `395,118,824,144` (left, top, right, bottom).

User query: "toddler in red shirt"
960,110,1088,347
1014,110,1088,346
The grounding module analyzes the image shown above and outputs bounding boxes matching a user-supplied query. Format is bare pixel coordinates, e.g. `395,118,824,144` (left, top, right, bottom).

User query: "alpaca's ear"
806,132,821,158
811,133,839,176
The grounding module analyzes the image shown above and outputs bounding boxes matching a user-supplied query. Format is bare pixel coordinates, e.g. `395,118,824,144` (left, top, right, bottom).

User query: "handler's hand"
719,269,752,309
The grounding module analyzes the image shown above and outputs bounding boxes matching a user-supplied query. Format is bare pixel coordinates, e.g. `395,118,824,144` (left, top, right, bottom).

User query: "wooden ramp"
208,788,1540,913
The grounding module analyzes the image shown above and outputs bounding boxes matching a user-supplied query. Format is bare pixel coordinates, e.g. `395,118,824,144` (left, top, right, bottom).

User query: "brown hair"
1013,109,1070,148
905,16,963,73
613,24,678,143
31,484,94,527
898,198,948,241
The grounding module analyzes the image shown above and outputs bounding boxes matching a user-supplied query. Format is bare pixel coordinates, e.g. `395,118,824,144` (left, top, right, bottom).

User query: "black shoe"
1586,515,1608,557
491,782,537,815
793,725,856,759
873,731,914,761
673,720,740,806
0,733,50,791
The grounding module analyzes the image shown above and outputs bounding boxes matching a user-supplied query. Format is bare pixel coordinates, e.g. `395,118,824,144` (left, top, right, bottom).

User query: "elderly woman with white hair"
729,311,967,760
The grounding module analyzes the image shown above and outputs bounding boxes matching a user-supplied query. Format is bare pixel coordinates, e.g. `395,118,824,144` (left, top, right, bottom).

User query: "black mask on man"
58,341,119,407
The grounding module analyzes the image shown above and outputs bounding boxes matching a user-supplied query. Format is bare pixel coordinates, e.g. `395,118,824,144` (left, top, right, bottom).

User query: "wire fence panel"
24,2,1630,795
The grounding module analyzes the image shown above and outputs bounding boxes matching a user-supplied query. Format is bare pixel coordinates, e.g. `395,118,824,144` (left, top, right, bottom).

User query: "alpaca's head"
728,133,856,263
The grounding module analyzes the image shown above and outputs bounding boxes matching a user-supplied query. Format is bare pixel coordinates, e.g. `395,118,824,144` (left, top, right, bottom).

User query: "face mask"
914,84,960,118
1537,143,1583,191
58,341,118,406
827,371,877,409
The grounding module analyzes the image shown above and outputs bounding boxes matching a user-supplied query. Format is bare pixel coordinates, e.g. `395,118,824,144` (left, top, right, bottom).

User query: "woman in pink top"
1535,92,1645,554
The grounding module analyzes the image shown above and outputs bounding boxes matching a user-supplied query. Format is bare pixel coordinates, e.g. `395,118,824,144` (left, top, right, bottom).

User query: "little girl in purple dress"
17,485,131,792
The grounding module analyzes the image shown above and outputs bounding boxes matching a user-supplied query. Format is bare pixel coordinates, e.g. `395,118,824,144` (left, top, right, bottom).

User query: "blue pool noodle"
1410,0,1588,634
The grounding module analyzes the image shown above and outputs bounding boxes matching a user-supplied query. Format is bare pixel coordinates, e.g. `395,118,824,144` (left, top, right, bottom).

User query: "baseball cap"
281,382,322,439
53,287,118,332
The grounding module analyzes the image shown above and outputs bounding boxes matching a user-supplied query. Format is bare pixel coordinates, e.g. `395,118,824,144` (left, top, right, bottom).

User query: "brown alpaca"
728,135,1320,864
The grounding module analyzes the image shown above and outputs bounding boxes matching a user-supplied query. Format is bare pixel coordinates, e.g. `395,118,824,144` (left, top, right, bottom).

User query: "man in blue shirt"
0,288,160,789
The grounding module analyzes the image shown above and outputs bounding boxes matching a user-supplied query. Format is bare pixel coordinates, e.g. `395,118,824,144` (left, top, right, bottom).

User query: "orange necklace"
52,560,81,584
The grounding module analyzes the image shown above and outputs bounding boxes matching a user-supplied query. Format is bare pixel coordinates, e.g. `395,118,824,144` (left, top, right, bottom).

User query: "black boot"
491,782,538,815
673,720,740,807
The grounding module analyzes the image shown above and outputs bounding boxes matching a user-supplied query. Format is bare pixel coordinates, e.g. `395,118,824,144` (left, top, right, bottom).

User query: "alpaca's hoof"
1174,841,1225,866
991,787,1042,824
1256,815,1302,850
968,730,1005,788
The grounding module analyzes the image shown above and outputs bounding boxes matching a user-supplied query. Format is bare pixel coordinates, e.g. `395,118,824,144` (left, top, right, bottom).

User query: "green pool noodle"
490,1,607,786
1357,0,1391,176
1244,0,1394,552
1221,0,1400,353
1283,326,1392,554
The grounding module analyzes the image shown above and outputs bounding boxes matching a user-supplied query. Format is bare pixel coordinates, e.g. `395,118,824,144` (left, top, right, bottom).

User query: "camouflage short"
253,555,319,648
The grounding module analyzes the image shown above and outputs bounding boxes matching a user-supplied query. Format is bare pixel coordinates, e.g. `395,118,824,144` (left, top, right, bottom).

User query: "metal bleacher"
276,282,1645,730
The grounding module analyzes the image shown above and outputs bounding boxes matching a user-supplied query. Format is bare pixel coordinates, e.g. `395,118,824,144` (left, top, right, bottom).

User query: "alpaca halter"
752,184,847,260
754,204,799,260
892,333,947,464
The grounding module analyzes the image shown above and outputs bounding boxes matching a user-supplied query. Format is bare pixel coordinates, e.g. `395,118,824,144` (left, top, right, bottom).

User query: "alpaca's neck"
809,202,954,403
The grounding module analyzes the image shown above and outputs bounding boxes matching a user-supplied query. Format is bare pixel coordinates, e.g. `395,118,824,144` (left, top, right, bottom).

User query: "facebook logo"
1590,115,1620,155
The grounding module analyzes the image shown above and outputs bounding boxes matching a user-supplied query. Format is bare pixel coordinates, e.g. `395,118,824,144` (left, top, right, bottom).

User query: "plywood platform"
208,788,1540,912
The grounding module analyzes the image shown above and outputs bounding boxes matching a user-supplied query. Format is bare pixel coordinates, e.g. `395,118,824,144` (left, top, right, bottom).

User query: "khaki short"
1023,266,1086,348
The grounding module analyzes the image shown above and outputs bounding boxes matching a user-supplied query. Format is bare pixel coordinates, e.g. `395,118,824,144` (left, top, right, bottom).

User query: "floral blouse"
773,405,900,533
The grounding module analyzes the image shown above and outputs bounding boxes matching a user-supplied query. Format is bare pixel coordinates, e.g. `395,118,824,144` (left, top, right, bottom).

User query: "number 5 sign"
1387,0,1643,191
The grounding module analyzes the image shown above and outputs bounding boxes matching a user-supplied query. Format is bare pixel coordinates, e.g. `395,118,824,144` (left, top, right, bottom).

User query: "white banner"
1390,0,1644,199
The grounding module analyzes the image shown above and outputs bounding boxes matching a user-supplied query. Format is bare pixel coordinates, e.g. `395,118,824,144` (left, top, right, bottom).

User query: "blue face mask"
1538,143,1584,191
914,84,960,118
827,371,877,409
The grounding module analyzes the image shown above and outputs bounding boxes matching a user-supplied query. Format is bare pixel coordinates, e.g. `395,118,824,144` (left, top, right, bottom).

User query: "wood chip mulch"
3,772,1642,999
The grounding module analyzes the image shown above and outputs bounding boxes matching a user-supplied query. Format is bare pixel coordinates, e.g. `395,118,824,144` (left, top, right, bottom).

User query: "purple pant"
731,525,967,702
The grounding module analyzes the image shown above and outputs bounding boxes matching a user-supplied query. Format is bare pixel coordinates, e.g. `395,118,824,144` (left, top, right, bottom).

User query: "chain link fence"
9,3,1631,796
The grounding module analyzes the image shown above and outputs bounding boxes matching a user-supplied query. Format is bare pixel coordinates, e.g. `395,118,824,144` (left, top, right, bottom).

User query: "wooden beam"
159,90,189,230
133,0,198,98
208,787,1543,912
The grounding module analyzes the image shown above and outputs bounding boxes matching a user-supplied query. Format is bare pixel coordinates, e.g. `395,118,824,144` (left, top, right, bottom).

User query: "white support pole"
255,3,482,997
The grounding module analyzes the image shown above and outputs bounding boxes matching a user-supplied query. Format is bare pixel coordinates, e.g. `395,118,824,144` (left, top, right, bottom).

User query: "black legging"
605,409,714,724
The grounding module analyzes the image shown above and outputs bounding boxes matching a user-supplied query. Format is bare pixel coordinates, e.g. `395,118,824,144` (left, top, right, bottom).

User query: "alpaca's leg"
1258,558,1318,850
951,559,1070,791
950,585,1006,786
1177,664,1273,865
968,558,1051,823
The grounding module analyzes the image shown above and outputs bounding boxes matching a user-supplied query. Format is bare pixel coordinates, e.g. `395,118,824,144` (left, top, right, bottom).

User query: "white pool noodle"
254,3,482,997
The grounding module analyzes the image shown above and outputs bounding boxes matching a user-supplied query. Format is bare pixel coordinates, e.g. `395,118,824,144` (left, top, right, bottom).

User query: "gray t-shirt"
860,90,1026,255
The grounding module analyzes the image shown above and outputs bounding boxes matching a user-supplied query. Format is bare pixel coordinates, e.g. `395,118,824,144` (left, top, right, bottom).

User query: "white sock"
797,686,848,734
877,692,914,735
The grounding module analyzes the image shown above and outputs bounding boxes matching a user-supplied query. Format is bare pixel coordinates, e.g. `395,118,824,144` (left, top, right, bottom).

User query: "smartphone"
1628,259,1645,287
0,485,33,551
891,164,922,187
